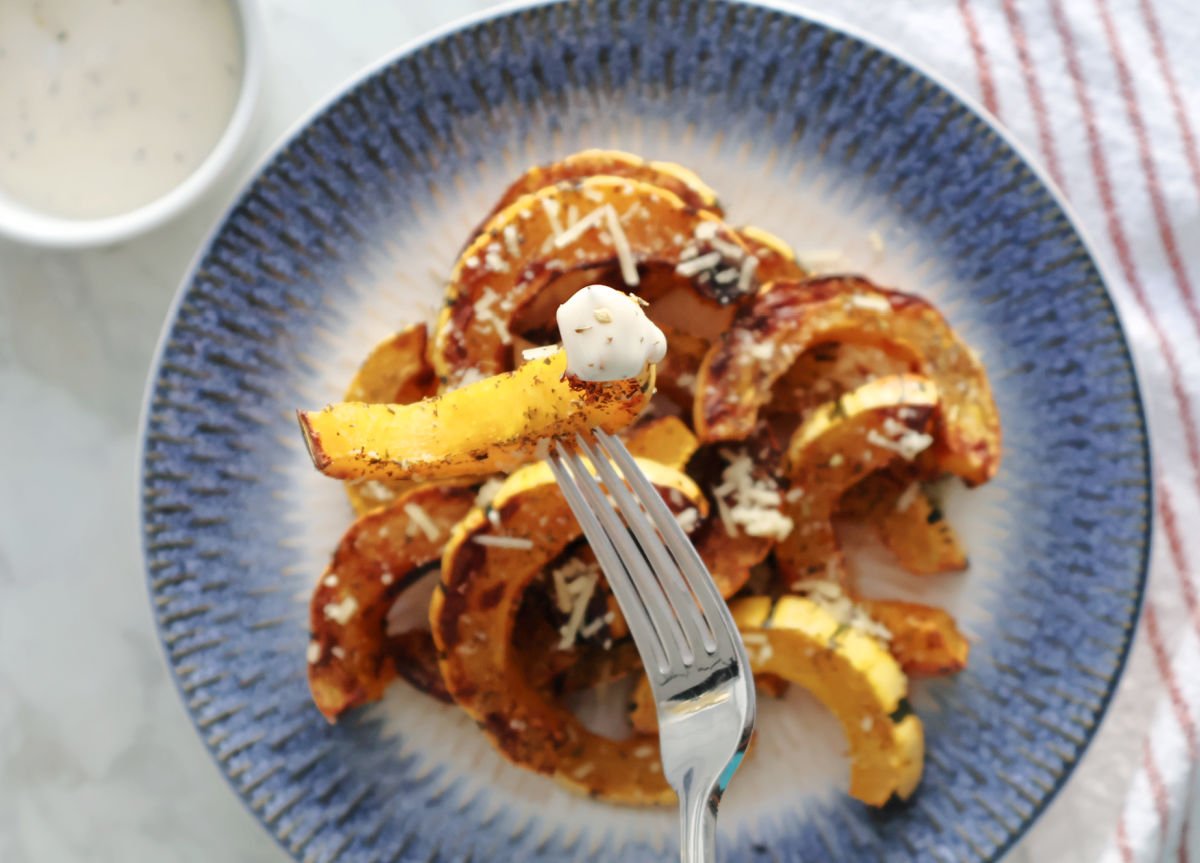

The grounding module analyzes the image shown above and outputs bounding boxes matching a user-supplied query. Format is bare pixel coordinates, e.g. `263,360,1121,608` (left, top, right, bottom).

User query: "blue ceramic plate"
140,2,1151,860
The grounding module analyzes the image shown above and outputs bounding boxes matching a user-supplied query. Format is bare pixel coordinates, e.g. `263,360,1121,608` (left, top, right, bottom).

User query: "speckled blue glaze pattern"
140,2,1151,862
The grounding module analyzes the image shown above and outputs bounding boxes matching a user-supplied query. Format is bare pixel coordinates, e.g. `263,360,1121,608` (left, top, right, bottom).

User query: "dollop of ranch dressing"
556,284,667,382
0,0,243,219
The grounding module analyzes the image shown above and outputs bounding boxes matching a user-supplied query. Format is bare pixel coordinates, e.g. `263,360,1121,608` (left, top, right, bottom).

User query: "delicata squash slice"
696,276,1001,486
431,458,706,803
629,596,925,806
307,482,477,721
341,323,439,515
298,348,653,483
479,149,723,229
776,374,939,584
434,176,759,386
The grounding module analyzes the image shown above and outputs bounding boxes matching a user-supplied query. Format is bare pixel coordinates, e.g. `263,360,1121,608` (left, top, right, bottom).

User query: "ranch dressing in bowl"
0,0,244,221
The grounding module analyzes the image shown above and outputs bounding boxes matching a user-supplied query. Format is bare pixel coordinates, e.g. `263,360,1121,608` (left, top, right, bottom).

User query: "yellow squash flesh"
299,350,654,482
341,324,438,515
731,596,924,805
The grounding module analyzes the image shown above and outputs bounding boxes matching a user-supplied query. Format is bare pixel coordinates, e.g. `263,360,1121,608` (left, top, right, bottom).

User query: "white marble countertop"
0,1,1157,860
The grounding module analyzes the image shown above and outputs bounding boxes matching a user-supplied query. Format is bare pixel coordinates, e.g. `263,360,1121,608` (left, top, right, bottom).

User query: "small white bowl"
0,0,264,248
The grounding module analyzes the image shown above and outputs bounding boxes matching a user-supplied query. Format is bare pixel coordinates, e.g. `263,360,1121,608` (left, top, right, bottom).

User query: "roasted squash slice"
434,176,758,385
839,471,968,575
342,324,439,515
431,458,704,803
632,596,925,805
479,149,722,229
859,599,970,676
307,482,476,721
299,349,654,483
733,596,924,804
776,375,939,584
696,277,1001,486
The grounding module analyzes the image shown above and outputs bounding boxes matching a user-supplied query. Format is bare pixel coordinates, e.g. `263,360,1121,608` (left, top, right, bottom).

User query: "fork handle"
679,780,719,863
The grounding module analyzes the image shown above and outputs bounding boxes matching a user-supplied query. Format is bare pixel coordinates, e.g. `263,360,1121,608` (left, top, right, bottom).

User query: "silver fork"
546,429,756,863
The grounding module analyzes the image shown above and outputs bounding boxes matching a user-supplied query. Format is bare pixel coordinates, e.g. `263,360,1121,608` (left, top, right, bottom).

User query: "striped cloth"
779,0,1200,860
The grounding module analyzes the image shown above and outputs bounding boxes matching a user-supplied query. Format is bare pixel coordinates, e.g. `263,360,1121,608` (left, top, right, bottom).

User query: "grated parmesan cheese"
323,596,359,626
895,482,921,513
675,251,722,278
791,579,892,642
475,476,505,510
503,224,521,257
541,197,564,239
474,287,513,345
555,560,600,648
473,534,535,550
323,574,339,588
736,254,759,295
674,508,701,532
847,293,892,313
521,344,561,363
403,501,441,542
866,426,934,461
747,341,775,362
554,204,609,249
712,449,794,540
306,641,322,664
604,204,640,286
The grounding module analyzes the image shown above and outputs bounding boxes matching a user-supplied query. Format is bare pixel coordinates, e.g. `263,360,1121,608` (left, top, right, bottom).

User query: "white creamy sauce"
556,284,667,382
0,0,243,219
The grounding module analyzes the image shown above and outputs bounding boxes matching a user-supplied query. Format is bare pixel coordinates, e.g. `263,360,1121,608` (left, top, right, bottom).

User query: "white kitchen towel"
781,0,1200,860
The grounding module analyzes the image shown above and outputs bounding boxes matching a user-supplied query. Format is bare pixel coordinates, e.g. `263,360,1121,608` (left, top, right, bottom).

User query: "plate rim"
135,1,1155,860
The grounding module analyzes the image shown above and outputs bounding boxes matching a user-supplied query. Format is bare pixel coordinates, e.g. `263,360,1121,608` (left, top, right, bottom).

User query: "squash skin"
434,176,758,386
633,596,926,805
431,459,704,804
479,149,723,230
299,350,654,483
341,324,438,515
307,482,476,721
696,276,1001,486
777,374,939,584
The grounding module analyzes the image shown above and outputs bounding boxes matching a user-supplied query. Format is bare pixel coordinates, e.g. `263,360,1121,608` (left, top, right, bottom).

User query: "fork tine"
547,445,674,675
555,443,692,672
594,430,741,655
575,434,715,658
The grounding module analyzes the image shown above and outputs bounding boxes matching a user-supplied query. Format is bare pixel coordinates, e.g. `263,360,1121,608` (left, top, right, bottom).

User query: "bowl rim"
0,0,265,248
136,1,1154,860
